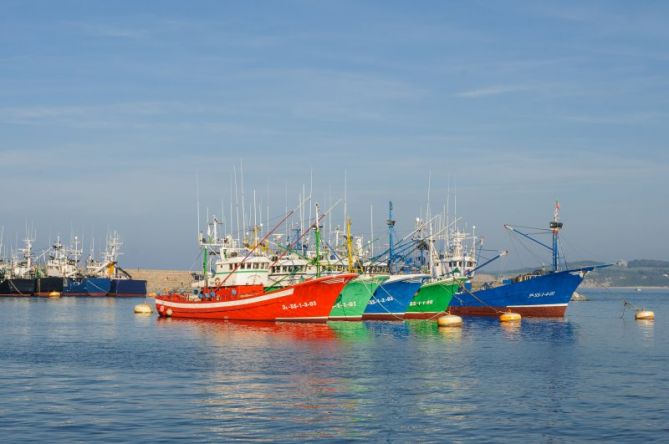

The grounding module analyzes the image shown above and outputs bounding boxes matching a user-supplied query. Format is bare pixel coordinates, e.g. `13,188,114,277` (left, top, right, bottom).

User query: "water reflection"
327,321,371,343
500,320,522,339
636,319,654,342
157,318,338,344
438,326,463,342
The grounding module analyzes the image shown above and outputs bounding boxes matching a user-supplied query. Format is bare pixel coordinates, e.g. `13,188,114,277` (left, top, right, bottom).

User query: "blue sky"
1,1,667,269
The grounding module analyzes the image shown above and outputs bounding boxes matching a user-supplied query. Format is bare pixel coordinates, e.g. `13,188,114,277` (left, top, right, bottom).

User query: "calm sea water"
1,289,667,442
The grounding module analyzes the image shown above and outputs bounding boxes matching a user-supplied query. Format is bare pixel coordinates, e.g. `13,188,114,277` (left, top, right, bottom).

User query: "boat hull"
329,275,388,321
155,274,357,322
0,278,35,296
404,277,462,320
449,268,590,318
362,274,428,321
110,279,147,297
64,277,112,297
35,277,65,296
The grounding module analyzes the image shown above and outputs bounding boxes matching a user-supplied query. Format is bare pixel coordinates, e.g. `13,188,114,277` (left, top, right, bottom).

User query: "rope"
452,280,506,315
336,276,381,318
423,280,463,320
620,299,647,319
369,280,407,321
8,279,31,296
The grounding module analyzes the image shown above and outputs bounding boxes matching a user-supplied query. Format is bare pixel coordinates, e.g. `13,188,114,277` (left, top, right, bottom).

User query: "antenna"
387,201,396,274
550,200,563,272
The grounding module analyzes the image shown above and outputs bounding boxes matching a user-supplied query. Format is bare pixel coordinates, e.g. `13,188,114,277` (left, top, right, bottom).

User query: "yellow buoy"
134,303,153,315
437,314,463,327
165,308,173,317
635,310,655,320
499,311,522,322
48,291,61,298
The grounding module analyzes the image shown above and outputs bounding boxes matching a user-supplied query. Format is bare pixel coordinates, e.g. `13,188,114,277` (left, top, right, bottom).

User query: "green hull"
405,277,462,319
329,275,389,320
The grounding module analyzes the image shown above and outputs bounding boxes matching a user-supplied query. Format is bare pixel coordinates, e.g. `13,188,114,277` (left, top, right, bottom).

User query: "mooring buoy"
499,311,521,322
437,314,463,327
48,291,61,298
134,303,153,315
635,310,655,320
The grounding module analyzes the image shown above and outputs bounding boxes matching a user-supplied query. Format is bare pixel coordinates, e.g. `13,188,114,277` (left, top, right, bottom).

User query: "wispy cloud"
454,85,535,98
66,22,148,39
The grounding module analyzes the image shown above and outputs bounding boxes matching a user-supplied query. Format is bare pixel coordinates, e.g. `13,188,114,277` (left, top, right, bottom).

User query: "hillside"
582,260,669,288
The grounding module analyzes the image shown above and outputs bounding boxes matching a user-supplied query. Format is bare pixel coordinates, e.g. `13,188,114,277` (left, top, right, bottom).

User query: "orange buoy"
437,314,463,327
499,311,521,322
635,310,655,320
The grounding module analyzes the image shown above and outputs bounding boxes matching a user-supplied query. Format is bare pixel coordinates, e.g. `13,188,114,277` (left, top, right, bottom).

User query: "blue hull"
110,279,147,297
450,268,591,317
64,277,112,297
362,274,428,320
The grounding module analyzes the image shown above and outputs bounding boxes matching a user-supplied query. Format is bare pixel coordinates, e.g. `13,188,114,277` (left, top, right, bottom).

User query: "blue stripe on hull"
363,277,425,318
450,269,586,315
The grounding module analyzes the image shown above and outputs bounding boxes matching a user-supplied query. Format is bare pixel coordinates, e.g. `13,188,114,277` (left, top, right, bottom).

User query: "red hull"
155,274,357,322
449,304,568,318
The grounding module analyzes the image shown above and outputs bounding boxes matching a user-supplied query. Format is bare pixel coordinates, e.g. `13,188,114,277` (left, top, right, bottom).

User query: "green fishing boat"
404,277,463,319
329,274,389,320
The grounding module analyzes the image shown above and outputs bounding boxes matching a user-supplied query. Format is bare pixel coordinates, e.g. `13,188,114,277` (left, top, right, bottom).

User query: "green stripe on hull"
406,278,462,316
329,275,389,319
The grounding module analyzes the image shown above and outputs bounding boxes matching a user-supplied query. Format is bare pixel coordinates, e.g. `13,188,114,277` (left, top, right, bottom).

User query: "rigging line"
370,281,408,321
453,281,506,315
216,209,294,288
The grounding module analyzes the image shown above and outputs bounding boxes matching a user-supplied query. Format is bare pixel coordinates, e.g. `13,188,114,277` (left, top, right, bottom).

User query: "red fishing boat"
155,273,356,322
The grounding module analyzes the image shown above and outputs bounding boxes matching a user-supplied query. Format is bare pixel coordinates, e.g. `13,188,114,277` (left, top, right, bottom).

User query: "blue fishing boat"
362,273,429,320
449,202,608,317
64,277,112,297
361,202,429,320
109,278,147,297
450,266,595,317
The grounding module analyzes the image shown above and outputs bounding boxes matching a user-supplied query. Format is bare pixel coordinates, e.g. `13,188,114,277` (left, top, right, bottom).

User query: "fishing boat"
83,232,146,297
157,206,357,321
156,234,355,321
35,236,81,296
404,276,464,319
361,202,430,320
449,202,605,317
0,237,37,296
156,273,357,322
329,274,389,321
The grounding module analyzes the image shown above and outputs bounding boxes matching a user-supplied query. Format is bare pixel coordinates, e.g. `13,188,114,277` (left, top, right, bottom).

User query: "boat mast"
550,201,563,272
387,201,396,274
346,218,353,272
314,203,321,277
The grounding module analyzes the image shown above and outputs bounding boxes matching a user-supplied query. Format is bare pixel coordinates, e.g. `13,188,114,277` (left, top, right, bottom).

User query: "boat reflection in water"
157,317,339,343
327,321,371,343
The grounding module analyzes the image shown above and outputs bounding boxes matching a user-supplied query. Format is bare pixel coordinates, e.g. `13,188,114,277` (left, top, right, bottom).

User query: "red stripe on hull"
361,313,405,321
449,305,567,318
156,274,357,322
